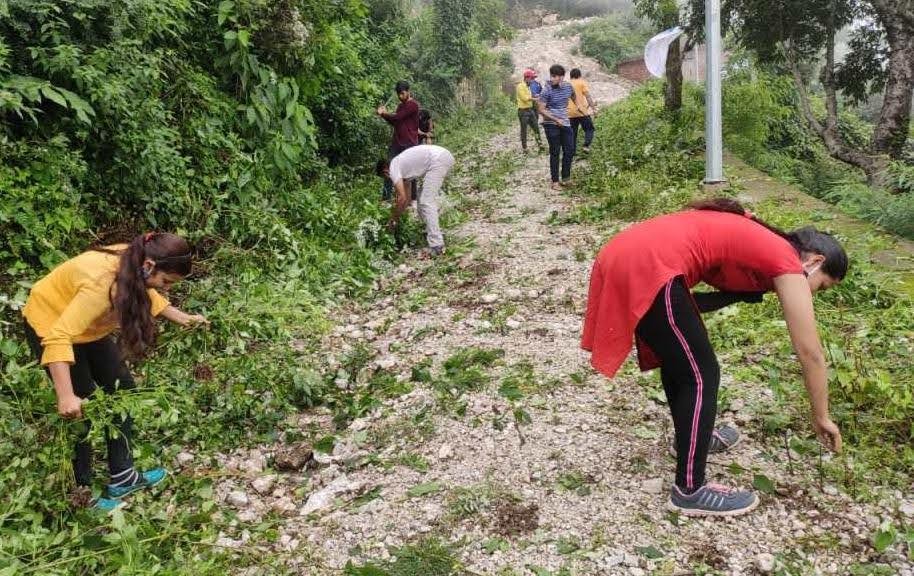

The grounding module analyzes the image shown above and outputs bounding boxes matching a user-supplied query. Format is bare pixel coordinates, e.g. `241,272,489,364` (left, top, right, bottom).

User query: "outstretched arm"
774,274,842,452
387,179,410,230
160,305,209,327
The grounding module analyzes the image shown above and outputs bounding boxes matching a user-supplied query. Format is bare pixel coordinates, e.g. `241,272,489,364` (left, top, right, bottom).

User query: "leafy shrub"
558,12,653,70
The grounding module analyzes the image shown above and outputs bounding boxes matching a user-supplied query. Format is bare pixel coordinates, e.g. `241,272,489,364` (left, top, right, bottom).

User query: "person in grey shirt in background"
376,144,455,257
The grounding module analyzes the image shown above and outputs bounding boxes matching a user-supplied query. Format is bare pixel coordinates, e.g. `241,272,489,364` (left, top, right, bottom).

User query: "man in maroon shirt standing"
377,81,420,200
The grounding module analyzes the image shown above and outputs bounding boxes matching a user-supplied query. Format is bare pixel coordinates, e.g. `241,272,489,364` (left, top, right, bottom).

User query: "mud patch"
493,499,540,537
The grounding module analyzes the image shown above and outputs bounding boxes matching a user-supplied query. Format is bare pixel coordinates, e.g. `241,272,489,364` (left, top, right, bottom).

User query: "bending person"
376,144,455,257
23,233,208,511
581,199,846,517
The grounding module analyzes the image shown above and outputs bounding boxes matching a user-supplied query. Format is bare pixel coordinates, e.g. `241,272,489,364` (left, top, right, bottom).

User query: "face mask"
803,263,822,278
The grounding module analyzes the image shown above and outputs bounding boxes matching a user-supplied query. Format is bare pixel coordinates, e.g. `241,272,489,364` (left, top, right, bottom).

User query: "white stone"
823,484,839,496
506,288,523,299
376,356,398,370
506,319,522,330
313,450,333,465
628,568,645,576
215,535,243,549
251,475,276,495
227,491,249,508
603,552,625,567
623,553,639,567
175,451,194,466
271,497,297,516
527,289,539,298
730,398,746,412
481,293,499,304
300,475,364,515
350,330,364,339
899,501,914,517
241,450,265,473
437,443,453,460
755,553,776,573
641,478,664,495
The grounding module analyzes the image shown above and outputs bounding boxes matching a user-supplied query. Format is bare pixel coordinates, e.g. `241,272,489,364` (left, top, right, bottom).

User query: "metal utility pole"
704,0,724,184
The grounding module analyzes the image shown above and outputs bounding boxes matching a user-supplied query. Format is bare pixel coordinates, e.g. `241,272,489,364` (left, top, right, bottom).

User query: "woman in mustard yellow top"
23,232,207,510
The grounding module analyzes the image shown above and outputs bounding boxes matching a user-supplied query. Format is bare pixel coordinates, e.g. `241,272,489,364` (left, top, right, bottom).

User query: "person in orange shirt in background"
568,68,597,155
22,232,208,511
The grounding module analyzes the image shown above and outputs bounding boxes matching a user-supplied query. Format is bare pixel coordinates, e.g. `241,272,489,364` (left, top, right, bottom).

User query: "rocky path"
205,22,914,576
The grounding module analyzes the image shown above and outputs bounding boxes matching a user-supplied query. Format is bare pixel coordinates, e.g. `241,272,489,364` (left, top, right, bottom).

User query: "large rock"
274,442,313,471
227,491,249,508
251,475,277,495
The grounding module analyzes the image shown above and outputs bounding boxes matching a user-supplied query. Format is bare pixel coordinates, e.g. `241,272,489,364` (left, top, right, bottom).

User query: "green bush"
719,65,914,240
558,12,653,70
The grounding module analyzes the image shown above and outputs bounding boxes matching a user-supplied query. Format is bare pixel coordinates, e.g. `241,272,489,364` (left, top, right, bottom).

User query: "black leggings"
25,322,135,487
636,277,720,492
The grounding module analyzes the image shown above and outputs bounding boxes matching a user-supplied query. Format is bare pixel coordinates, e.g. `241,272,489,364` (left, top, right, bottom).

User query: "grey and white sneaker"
669,483,759,517
669,424,741,457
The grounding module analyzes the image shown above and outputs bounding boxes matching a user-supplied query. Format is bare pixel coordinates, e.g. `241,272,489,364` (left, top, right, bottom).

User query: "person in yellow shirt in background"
22,232,208,511
515,69,544,154
568,68,597,155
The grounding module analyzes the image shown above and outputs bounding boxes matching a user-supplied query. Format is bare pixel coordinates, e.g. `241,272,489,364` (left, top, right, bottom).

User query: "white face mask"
803,263,822,278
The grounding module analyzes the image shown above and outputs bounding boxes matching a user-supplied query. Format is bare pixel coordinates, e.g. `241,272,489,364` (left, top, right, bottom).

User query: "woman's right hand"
813,415,842,453
57,394,83,419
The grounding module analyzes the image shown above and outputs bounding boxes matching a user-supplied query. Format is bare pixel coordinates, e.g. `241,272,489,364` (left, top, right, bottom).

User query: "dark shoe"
669,483,759,517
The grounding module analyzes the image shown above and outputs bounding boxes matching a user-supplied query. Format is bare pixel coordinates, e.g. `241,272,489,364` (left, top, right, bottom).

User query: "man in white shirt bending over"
376,144,455,256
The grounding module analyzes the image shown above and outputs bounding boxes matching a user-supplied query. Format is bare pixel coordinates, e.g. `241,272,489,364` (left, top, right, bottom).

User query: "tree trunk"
786,47,890,186
872,22,914,159
664,37,683,112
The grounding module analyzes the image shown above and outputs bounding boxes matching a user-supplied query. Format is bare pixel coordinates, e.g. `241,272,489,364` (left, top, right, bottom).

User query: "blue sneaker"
107,468,167,499
93,497,126,513
669,483,759,517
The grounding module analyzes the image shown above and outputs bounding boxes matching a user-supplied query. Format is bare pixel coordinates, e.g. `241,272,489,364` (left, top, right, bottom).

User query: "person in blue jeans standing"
536,64,578,191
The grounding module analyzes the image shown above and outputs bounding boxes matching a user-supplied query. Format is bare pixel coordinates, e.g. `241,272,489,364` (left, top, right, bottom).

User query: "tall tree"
728,0,914,184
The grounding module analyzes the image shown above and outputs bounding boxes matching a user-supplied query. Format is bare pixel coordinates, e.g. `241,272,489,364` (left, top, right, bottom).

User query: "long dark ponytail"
688,198,848,280
98,233,192,359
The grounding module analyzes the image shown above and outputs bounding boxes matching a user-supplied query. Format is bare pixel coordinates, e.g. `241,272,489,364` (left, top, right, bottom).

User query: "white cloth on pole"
644,26,684,78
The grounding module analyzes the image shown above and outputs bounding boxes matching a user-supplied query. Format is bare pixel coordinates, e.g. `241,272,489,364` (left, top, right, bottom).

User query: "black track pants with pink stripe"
636,276,720,492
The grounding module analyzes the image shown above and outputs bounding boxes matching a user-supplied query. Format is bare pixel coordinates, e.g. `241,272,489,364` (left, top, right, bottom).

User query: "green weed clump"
344,538,461,576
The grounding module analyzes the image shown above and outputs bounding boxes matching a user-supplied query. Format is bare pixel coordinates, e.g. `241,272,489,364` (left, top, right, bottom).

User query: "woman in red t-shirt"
581,199,847,517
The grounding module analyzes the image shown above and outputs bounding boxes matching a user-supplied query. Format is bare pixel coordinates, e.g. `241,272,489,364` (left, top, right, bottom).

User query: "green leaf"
314,435,335,454
406,482,442,498
636,545,665,559
873,528,896,553
513,407,532,425
526,566,553,576
752,474,776,494
217,1,235,26
39,85,68,108
498,381,523,401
